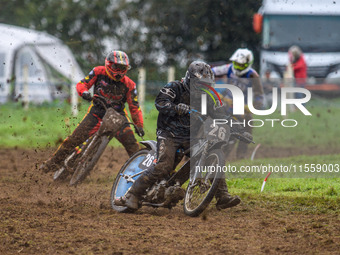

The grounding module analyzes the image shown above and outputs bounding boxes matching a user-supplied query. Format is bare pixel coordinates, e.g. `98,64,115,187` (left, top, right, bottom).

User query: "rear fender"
140,140,157,152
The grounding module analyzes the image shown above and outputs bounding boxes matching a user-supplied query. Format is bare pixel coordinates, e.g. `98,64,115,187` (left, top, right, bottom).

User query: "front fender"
140,140,157,152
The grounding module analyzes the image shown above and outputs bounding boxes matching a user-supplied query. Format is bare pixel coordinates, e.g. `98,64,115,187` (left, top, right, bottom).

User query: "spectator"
288,45,307,99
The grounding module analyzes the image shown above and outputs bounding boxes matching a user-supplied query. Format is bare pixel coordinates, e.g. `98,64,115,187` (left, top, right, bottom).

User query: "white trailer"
0,23,84,104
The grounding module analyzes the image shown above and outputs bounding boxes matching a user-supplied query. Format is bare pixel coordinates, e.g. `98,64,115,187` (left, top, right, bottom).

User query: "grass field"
1,96,339,148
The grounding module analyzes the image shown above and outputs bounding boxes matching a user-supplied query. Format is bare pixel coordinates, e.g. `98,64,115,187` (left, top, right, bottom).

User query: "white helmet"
229,48,254,76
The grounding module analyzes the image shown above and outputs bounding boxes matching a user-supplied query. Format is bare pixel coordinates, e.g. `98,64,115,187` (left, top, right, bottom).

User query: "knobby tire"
69,135,109,186
183,149,225,217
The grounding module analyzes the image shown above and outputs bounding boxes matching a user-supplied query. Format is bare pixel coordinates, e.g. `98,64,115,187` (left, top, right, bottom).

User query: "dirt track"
0,147,339,254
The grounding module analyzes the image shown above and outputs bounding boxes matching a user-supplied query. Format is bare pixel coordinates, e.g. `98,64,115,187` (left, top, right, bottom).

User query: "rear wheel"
110,148,151,213
69,135,109,186
183,149,225,217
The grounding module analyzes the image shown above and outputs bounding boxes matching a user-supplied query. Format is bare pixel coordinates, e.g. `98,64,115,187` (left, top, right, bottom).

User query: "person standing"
288,45,307,99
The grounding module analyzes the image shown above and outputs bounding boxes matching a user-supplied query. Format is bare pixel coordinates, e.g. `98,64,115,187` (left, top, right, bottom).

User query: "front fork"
189,141,211,186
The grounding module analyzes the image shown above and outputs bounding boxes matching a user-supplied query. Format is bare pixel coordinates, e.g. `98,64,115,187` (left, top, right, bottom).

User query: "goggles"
109,63,130,72
232,61,249,71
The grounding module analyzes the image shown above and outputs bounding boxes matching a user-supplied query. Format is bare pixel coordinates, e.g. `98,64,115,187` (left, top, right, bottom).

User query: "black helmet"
183,61,214,91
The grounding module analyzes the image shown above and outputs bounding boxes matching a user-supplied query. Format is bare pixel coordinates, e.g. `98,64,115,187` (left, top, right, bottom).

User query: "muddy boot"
39,158,60,173
114,171,156,210
114,192,140,210
215,179,241,210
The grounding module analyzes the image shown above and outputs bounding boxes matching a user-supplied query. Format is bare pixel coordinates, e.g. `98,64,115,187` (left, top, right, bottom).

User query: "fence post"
71,65,78,116
138,67,146,112
23,65,29,110
167,66,175,83
283,63,295,114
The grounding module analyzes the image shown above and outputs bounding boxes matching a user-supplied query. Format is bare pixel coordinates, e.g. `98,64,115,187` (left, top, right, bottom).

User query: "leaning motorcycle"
110,110,252,217
53,95,143,186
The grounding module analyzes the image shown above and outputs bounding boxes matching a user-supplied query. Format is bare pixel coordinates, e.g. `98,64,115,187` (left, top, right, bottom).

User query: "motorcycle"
110,110,253,217
53,95,143,186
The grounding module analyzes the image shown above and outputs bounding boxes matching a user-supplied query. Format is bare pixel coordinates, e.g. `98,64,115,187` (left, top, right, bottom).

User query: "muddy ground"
0,146,339,254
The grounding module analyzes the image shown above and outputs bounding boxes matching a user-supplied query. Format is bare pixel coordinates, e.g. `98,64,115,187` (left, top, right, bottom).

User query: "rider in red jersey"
40,50,144,172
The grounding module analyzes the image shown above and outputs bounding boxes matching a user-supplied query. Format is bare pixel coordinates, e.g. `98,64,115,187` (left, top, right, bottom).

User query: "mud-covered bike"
53,96,143,186
110,110,252,217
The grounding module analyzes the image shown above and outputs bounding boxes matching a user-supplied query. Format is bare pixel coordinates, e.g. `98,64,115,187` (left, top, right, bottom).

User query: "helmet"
105,50,131,81
288,45,302,63
183,61,215,91
229,48,254,76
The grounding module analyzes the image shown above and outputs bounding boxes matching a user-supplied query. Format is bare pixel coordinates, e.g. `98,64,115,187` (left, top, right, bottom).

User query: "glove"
135,126,145,137
236,132,254,144
175,103,190,115
82,91,92,102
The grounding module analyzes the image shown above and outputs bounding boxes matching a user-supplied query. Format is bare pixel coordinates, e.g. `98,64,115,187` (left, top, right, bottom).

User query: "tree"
0,0,262,72
115,0,262,67
0,0,121,71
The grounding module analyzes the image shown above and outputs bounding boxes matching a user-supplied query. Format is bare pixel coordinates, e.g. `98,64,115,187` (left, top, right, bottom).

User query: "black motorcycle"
110,110,252,217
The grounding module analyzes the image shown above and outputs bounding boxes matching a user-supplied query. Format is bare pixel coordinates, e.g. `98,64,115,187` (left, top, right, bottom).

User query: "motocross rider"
115,61,241,210
212,48,264,159
40,50,144,172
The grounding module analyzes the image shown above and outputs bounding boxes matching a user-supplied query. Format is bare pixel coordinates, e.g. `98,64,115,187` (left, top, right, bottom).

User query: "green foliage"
0,0,262,72
119,0,262,66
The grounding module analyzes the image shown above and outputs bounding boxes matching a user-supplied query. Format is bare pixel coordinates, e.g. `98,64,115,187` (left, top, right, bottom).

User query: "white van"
253,0,340,94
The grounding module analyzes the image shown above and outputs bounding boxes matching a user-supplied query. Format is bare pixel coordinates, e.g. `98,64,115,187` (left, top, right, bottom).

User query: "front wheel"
53,151,77,182
183,149,225,217
110,148,151,213
69,135,109,186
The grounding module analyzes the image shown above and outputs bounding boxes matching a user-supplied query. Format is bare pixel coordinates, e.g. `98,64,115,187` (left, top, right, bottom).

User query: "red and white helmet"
105,50,131,81
230,48,254,76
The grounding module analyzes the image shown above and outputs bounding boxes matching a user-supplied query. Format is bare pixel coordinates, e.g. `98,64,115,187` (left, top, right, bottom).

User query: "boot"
215,179,241,210
114,171,156,210
114,192,140,210
39,158,60,173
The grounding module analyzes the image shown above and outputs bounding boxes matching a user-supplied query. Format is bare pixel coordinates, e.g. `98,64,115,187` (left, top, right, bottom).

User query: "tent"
0,23,84,104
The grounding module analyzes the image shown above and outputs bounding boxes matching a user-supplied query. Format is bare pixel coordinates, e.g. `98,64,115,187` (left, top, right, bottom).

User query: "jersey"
76,66,143,128
212,64,260,103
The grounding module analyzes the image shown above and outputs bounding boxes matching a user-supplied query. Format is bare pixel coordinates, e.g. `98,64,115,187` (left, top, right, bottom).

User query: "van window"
262,15,340,52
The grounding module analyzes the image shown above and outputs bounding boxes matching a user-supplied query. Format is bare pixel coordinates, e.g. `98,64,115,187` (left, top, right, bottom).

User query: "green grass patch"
1,97,339,149
228,153,340,178
253,97,340,148
0,101,158,148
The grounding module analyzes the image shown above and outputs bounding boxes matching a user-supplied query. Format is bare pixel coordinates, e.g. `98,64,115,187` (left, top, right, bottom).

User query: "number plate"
204,117,230,141
138,150,157,170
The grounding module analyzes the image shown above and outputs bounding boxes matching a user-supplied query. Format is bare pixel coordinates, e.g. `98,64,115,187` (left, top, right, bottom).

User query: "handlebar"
92,95,108,110
126,122,145,140
86,95,144,139
230,131,254,144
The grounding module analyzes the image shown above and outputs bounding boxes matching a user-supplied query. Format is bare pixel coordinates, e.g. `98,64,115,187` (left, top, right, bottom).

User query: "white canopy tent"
0,23,84,109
